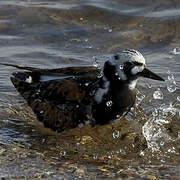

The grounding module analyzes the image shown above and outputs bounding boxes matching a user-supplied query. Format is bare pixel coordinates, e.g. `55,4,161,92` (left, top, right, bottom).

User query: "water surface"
0,0,180,179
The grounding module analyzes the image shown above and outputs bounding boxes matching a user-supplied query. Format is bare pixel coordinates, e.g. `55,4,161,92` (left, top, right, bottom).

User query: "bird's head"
103,49,164,89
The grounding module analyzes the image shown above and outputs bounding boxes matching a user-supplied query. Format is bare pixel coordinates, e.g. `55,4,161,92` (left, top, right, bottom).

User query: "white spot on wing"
25,76,32,83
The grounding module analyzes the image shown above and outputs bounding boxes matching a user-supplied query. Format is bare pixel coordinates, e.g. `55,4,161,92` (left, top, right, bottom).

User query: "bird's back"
10,66,100,132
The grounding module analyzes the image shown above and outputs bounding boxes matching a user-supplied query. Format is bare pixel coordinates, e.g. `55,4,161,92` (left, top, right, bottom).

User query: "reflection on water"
0,0,180,179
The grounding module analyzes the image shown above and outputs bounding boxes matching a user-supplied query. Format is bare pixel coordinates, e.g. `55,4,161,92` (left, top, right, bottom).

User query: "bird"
0,49,164,132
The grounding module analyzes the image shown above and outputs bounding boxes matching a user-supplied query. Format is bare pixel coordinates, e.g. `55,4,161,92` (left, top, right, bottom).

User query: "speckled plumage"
1,50,164,132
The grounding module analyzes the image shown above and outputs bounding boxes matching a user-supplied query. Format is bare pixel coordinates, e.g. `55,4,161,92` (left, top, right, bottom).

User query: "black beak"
140,68,164,81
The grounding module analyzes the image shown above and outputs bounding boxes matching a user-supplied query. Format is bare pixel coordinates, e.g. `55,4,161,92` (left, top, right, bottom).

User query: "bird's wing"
9,67,100,131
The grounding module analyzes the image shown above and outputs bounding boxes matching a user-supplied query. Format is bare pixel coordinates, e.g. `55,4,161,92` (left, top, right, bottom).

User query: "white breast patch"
95,77,110,104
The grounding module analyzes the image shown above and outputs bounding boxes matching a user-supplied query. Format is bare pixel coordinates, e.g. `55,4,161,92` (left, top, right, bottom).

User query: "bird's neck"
103,61,137,91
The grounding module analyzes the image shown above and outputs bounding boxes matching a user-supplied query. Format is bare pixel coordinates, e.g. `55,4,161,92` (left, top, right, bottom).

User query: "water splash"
167,72,176,93
167,82,176,93
136,91,145,106
142,117,171,152
153,89,164,100
162,103,178,116
152,108,158,117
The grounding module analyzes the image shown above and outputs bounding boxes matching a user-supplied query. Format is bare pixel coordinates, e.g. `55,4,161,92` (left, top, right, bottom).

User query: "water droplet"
85,83,89,86
60,150,66,157
167,148,176,153
167,72,177,92
153,89,164,100
136,94,145,106
118,148,126,155
106,100,113,107
177,96,180,102
160,141,164,146
115,72,118,76
168,73,175,81
152,108,158,117
97,72,103,78
88,46,92,49
113,130,119,139
40,111,44,114
108,28,112,33
116,114,120,118
167,80,176,93
92,56,99,68
93,154,98,159
107,152,113,159
80,17,83,21
147,84,152,88
118,77,121,80
172,47,180,55
76,105,79,108
139,150,145,156
119,65,123,70
85,39,88,42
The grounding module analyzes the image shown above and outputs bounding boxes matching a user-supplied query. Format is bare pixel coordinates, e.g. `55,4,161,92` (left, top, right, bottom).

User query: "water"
0,0,180,179
153,89,164,100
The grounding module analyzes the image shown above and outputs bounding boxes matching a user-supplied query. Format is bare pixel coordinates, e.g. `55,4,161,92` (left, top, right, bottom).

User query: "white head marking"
108,49,146,80
131,65,144,75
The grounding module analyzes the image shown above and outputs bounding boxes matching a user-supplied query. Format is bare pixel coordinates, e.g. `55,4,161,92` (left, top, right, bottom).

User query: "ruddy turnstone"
1,50,164,132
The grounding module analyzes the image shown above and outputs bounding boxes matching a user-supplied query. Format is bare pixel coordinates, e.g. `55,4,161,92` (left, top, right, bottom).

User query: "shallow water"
0,0,180,179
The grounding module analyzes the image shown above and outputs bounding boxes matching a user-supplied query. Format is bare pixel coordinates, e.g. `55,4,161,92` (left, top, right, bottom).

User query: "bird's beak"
140,68,164,81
